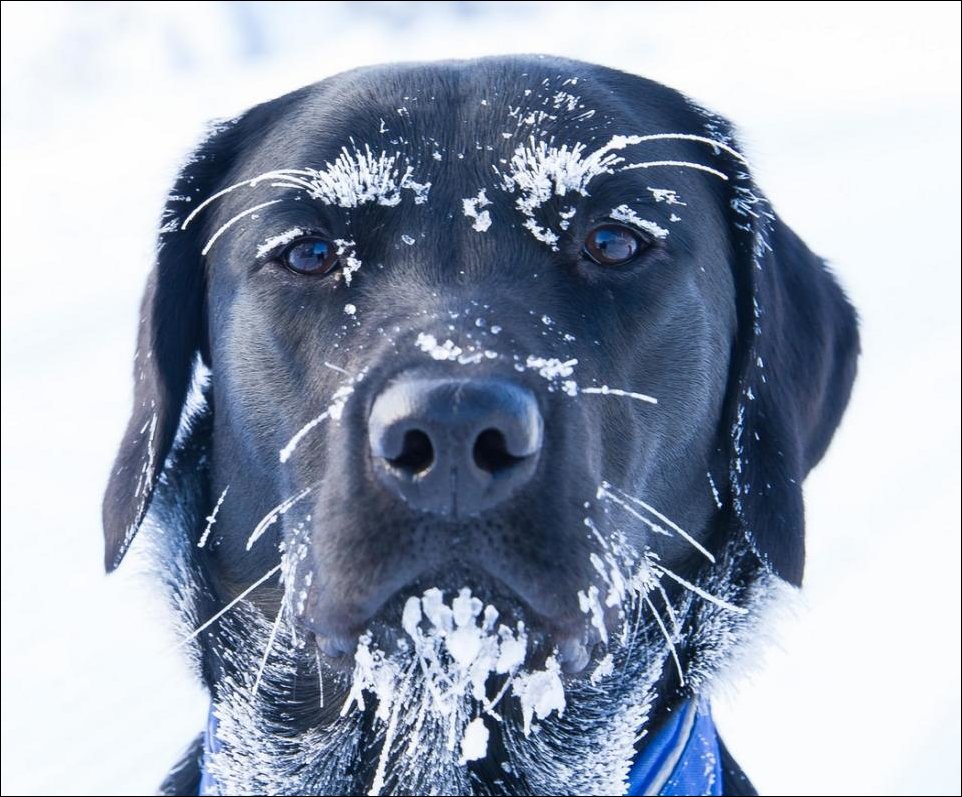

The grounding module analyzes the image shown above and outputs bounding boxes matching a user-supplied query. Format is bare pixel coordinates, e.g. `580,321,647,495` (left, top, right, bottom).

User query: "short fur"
104,56,858,795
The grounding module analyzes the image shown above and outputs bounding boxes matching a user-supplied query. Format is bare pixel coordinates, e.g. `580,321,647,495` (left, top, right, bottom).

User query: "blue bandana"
200,699,722,795
627,699,723,796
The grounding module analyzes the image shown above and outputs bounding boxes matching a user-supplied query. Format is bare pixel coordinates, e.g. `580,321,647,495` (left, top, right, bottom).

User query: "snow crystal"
589,653,614,685
459,717,490,764
416,333,463,361
647,187,686,206
610,204,669,239
256,227,305,258
462,189,493,232
512,657,566,736
525,355,577,380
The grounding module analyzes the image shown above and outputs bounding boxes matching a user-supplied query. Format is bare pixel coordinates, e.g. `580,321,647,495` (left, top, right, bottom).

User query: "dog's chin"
310,568,614,680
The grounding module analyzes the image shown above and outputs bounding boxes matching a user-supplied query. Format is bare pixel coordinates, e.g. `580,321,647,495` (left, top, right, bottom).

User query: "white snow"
525,355,577,380
416,332,463,361
462,188,493,232
255,227,305,258
609,204,670,239
458,717,490,764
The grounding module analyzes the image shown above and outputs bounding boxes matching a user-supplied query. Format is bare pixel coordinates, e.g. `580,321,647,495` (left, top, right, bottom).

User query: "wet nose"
368,377,543,517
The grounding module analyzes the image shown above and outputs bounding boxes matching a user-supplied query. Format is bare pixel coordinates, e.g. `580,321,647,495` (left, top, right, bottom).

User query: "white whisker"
201,200,283,256
323,361,354,377
653,562,748,615
597,487,671,538
197,485,229,548
316,647,325,709
603,482,715,563
252,602,285,697
246,487,314,551
620,160,729,181
618,132,748,165
656,583,680,634
177,563,282,647
181,169,314,230
580,385,658,405
279,411,331,463
643,593,685,685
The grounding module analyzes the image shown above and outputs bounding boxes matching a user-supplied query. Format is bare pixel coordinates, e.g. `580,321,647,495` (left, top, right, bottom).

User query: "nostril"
473,428,526,474
388,429,434,475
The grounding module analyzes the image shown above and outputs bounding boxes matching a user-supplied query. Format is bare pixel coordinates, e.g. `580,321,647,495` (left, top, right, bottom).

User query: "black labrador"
103,55,858,796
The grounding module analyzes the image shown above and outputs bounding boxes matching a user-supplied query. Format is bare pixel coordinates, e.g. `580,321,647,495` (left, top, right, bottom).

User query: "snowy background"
1,2,959,794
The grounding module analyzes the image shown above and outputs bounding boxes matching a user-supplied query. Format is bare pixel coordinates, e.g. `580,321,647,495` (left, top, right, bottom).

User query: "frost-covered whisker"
579,385,658,405
279,382,357,462
201,200,283,255
642,593,684,685
177,563,282,647
620,160,728,181
245,487,314,551
279,411,332,464
252,602,285,697
197,485,230,548
601,481,715,563
597,486,672,538
323,361,354,377
650,561,748,615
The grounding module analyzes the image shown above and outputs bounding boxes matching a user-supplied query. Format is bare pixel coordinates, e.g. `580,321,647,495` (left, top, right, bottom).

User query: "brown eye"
283,238,339,275
583,224,646,266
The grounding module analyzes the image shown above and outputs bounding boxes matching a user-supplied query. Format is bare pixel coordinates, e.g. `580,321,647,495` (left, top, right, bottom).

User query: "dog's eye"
282,238,339,276
583,224,647,267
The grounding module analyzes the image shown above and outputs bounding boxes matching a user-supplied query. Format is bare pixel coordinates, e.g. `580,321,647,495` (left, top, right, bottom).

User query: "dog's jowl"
103,56,859,796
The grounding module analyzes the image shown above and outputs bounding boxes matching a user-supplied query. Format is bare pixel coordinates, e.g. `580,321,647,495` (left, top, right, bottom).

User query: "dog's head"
103,56,857,793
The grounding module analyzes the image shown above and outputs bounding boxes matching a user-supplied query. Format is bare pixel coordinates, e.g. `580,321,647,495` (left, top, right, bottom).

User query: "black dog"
103,55,858,796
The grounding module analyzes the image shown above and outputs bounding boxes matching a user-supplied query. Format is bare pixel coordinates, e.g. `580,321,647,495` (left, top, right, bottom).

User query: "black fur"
105,55,858,795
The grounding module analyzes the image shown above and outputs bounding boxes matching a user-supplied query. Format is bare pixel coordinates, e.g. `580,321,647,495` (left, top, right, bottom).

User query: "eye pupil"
284,238,338,275
584,224,644,266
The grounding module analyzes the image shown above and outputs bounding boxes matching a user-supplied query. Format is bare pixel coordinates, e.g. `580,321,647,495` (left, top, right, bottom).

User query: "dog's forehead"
281,61,690,169
203,59,728,275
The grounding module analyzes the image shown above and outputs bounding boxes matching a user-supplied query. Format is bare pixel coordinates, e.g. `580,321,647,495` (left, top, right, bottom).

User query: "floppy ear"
704,112,860,586
102,116,256,572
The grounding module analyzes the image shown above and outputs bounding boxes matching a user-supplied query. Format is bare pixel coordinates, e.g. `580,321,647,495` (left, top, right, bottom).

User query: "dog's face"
104,56,858,794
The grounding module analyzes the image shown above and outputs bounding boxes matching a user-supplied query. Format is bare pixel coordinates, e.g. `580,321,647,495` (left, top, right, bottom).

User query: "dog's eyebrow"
181,143,432,232
495,132,741,250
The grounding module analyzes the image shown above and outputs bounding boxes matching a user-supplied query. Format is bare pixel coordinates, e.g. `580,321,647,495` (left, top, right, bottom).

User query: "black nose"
368,377,543,517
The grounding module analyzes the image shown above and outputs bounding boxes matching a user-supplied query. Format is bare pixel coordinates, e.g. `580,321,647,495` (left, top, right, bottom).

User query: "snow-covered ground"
1,2,958,794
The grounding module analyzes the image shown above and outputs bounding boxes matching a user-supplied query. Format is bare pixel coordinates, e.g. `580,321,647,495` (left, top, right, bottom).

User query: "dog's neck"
148,404,774,795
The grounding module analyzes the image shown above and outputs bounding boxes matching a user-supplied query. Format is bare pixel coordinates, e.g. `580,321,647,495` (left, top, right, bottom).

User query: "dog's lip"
309,574,611,676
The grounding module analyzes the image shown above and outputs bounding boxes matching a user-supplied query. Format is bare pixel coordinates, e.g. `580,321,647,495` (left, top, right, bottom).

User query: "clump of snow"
416,333,463,361
462,189,493,232
343,303,357,316
496,132,740,250
589,653,614,685
401,234,416,246
647,187,686,206
525,355,577,380
610,204,669,239
256,227,305,258
459,717,490,764
332,239,362,285
511,656,566,736
343,586,569,775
